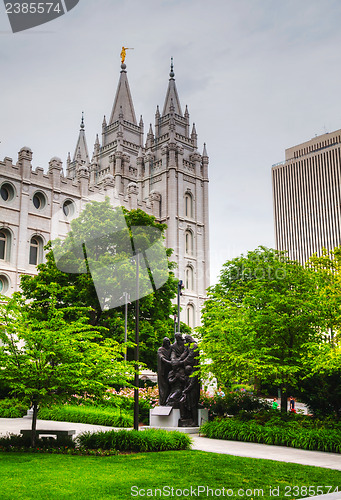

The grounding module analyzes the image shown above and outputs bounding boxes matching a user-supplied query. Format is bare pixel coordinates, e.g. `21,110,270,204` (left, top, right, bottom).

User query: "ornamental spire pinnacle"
80,111,85,130
73,113,90,166
162,57,182,116
170,57,175,79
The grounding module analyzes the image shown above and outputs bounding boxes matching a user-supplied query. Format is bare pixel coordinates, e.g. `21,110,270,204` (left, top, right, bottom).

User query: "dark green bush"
200,392,271,418
38,405,133,427
0,433,76,449
77,428,192,452
298,371,341,418
0,398,28,418
0,380,11,399
201,417,341,453
0,433,31,448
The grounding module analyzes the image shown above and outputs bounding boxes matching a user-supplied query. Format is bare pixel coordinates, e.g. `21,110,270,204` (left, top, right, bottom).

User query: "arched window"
63,199,75,217
186,304,195,328
29,236,44,266
185,230,193,256
0,182,15,202
0,229,11,262
0,274,10,294
32,191,47,210
185,192,193,218
185,266,194,291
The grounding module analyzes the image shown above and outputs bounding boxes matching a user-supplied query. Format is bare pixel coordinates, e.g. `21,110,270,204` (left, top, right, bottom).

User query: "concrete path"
191,434,341,471
0,417,121,437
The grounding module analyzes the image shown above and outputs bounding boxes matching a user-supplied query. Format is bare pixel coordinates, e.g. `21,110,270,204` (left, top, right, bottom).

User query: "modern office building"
272,129,341,263
0,60,210,327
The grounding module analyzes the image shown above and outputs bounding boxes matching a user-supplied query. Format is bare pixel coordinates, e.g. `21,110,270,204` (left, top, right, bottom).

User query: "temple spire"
191,123,198,148
162,58,182,116
109,62,137,125
73,112,90,166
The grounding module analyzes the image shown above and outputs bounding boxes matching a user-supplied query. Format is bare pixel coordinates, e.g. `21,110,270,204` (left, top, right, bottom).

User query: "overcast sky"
1,0,341,283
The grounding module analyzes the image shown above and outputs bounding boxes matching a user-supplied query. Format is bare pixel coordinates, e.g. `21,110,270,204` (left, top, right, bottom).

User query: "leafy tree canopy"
19,200,187,370
0,284,133,445
199,247,324,411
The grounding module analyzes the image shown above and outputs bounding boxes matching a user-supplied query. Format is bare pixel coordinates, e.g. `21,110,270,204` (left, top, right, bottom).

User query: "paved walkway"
1,417,341,473
0,417,123,437
191,435,341,471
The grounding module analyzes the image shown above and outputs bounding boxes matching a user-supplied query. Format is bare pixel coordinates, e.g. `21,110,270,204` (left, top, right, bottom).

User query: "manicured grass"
0,451,340,499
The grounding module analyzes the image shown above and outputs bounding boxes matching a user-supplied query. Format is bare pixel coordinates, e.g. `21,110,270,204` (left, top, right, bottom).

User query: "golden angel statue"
121,46,134,64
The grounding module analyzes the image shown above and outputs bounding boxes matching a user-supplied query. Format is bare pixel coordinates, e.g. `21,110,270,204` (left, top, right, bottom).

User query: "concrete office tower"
272,129,341,264
0,60,210,327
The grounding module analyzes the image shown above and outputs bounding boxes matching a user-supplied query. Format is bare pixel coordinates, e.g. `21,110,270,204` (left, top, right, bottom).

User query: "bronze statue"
165,367,187,407
157,337,172,405
157,333,200,426
179,365,200,425
171,333,185,366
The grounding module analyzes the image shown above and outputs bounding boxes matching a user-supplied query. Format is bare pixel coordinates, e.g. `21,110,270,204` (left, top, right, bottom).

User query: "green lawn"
0,451,340,499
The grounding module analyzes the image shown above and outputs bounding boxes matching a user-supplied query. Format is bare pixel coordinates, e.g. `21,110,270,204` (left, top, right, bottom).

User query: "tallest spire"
109,61,137,125
162,57,183,116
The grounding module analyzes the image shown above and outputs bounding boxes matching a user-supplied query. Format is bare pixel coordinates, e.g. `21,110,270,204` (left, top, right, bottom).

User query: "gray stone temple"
0,59,210,327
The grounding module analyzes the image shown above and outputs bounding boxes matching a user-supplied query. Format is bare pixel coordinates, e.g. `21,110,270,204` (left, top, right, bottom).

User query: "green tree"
307,246,341,339
19,201,183,371
0,284,133,446
296,246,341,417
199,247,323,412
298,340,341,417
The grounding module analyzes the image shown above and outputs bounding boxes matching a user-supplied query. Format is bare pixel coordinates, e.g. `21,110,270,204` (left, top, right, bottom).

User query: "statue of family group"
157,333,200,426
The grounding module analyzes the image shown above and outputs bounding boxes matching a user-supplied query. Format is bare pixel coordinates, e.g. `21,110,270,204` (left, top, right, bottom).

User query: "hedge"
77,428,192,452
201,418,341,453
0,399,28,418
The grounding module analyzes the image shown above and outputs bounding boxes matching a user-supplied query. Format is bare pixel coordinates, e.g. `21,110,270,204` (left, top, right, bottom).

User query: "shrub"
199,391,270,418
105,387,159,424
77,428,192,452
0,398,28,418
38,404,132,427
201,417,341,453
0,433,76,450
298,371,341,418
0,380,11,399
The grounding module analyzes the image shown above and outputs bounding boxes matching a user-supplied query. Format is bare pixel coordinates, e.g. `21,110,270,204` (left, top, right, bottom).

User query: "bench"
20,429,76,442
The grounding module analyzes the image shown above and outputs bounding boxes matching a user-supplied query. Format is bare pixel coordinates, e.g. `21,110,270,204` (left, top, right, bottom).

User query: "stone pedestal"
150,407,180,428
149,406,209,434
198,408,209,426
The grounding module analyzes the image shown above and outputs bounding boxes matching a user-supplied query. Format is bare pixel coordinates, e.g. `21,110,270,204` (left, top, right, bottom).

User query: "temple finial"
80,111,85,130
170,57,175,79
120,46,134,69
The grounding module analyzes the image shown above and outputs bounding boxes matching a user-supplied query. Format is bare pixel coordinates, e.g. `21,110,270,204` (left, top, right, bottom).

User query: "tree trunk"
31,401,38,447
280,387,287,413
